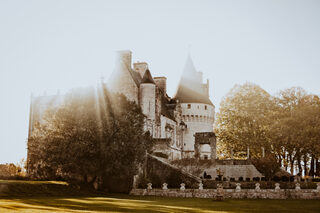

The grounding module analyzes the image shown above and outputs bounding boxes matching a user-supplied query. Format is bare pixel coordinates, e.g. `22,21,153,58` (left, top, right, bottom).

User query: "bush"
312,177,320,182
251,154,280,179
273,176,280,182
253,177,260,181
281,176,289,182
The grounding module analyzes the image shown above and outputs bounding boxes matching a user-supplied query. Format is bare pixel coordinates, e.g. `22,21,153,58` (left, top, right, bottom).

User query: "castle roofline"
141,69,155,84
174,55,213,106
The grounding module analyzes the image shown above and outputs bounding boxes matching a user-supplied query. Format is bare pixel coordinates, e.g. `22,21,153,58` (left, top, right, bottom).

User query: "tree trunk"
297,154,302,176
289,155,294,175
303,155,308,177
310,155,315,177
285,155,289,171
316,158,320,177
277,154,282,166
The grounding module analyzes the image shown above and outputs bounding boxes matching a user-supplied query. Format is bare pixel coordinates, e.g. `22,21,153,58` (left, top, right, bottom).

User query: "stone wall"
181,103,214,154
108,51,139,103
194,132,216,160
140,154,200,189
130,188,320,200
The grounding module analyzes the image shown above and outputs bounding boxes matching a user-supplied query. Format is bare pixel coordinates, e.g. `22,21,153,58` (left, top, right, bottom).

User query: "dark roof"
141,69,155,84
160,92,176,121
129,69,142,86
173,55,213,106
174,85,213,105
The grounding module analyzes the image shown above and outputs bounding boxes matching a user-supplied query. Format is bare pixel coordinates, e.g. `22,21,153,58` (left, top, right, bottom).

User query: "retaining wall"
130,188,320,199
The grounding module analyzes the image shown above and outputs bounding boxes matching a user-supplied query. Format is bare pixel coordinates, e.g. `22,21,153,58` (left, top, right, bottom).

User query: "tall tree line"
216,83,320,177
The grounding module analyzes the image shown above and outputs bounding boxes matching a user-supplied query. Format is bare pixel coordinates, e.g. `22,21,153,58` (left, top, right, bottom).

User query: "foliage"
215,82,274,159
215,83,320,176
0,164,18,177
0,159,26,178
251,154,280,180
27,84,153,191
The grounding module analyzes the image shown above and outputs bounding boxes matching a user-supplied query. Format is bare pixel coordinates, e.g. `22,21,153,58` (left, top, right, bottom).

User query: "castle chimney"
116,50,132,69
154,77,167,94
133,62,148,77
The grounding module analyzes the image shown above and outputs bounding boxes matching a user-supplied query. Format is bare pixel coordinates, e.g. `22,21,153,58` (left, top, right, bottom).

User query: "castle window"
187,104,191,109
205,105,207,110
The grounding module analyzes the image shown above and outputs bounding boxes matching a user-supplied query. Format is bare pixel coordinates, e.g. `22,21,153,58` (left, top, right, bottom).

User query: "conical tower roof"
174,55,213,105
141,69,155,84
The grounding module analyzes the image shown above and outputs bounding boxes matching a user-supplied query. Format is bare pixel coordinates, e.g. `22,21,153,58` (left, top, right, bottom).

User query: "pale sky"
1,0,319,164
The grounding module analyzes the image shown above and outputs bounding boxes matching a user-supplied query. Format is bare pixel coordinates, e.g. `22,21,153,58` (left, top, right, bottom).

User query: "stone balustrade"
131,182,320,199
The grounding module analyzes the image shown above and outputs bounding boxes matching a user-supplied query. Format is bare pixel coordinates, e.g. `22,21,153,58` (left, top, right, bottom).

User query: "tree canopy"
215,83,320,177
27,84,153,191
215,82,273,159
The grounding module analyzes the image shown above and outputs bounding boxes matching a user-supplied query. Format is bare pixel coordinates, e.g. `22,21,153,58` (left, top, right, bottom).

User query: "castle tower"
154,77,167,94
174,55,215,159
133,62,148,78
139,70,156,135
108,50,139,103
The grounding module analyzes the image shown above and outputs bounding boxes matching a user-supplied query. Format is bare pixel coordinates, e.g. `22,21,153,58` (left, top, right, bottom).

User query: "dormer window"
187,104,191,109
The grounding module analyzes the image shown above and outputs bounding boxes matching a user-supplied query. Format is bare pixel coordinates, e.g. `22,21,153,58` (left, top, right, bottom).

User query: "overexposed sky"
1,0,320,163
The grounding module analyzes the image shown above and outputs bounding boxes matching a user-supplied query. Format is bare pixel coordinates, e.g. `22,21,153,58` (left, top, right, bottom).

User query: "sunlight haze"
1,0,320,163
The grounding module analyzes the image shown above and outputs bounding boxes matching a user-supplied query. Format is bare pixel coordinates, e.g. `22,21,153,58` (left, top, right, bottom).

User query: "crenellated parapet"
182,114,214,123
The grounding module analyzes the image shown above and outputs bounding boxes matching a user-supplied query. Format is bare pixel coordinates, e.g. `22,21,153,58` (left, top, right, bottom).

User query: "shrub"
253,177,260,181
281,176,289,182
251,154,280,179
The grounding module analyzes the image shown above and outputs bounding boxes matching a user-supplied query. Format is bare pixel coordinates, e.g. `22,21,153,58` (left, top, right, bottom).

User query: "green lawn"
1,194,320,213
0,180,319,212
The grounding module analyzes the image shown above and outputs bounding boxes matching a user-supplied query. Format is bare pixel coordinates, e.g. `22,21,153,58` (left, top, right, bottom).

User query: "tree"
215,82,274,159
216,83,320,177
251,154,280,180
27,84,153,191
269,88,320,176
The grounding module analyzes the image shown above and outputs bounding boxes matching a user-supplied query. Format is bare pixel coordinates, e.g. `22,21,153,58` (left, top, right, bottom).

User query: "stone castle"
108,50,216,161
28,50,263,180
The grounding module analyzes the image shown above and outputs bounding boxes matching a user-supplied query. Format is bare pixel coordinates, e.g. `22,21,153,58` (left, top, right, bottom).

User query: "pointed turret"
140,69,156,122
174,55,213,105
141,69,155,84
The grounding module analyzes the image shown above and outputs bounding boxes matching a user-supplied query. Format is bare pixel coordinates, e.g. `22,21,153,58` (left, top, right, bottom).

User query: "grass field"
0,180,319,212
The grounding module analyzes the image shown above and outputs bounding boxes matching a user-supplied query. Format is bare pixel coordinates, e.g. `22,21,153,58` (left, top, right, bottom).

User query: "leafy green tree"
269,88,320,176
215,82,274,159
28,84,153,191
